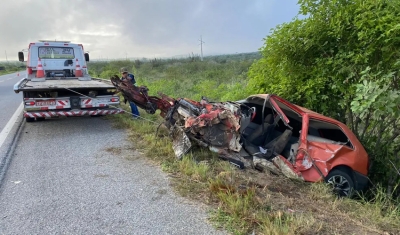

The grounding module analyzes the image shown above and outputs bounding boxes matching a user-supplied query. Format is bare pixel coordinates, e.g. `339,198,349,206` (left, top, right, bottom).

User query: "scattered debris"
110,75,371,197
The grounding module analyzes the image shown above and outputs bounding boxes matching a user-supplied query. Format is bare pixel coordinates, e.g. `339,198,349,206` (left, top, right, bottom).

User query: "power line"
198,35,205,61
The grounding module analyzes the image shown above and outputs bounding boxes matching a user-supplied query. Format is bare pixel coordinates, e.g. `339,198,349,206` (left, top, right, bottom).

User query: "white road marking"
0,102,24,149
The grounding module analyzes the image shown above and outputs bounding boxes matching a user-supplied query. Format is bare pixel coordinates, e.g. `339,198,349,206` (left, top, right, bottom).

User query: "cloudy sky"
0,0,300,60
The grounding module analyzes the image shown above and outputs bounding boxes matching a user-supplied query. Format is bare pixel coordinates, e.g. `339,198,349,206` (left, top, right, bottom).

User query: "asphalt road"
0,71,24,132
0,72,226,235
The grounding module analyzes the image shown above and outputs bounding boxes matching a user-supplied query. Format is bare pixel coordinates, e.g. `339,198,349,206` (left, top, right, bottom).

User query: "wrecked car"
110,75,370,197
237,94,370,197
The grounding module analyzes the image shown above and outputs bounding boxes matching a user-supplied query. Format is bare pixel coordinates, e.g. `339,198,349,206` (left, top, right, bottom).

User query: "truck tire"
26,117,35,122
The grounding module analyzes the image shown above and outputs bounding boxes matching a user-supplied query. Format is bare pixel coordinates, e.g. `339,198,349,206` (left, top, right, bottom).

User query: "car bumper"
353,171,370,191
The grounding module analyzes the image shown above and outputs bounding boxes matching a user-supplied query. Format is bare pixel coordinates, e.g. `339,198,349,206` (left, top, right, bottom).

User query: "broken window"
308,119,353,148
270,99,303,159
271,99,303,137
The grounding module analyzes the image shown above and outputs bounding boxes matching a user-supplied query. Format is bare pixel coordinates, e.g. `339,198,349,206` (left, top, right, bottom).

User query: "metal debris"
110,75,370,194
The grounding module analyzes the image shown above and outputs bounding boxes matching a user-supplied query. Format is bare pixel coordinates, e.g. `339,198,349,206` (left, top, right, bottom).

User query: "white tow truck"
14,40,123,122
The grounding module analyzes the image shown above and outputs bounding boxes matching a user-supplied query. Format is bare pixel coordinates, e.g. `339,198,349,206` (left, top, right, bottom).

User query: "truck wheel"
325,169,355,198
26,117,35,122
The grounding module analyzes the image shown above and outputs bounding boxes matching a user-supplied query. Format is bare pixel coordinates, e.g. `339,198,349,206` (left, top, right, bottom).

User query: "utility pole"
5,50,8,63
125,52,128,61
198,35,205,61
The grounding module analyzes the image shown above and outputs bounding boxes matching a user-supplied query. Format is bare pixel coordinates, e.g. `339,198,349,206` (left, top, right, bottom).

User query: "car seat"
246,114,273,146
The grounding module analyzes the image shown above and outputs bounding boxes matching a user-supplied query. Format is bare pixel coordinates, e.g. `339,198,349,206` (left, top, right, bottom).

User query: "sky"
0,0,300,61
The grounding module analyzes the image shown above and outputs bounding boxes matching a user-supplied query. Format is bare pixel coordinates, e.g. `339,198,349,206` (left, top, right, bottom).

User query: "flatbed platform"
14,78,115,92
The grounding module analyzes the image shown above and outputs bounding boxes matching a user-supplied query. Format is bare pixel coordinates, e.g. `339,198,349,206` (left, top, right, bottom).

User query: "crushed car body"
110,76,370,197
237,95,370,196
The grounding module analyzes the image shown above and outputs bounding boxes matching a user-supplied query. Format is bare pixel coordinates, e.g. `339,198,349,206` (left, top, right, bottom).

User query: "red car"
238,94,370,197
110,77,370,197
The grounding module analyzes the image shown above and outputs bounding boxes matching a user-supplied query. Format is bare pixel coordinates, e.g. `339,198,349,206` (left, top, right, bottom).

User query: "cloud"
0,0,299,60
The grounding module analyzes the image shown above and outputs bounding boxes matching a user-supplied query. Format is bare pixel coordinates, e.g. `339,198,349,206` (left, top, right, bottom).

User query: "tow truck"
13,40,123,122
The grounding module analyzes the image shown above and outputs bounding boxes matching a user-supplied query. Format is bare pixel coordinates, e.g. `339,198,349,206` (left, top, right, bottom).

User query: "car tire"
26,117,35,122
325,169,355,198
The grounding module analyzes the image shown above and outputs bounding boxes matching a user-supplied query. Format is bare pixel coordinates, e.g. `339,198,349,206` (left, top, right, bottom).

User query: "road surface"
0,72,226,235
0,71,24,131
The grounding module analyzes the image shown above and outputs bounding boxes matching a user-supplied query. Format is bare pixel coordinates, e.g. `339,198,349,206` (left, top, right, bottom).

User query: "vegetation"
247,0,400,195
105,106,399,234
88,52,259,102
87,0,400,233
0,61,24,75
89,54,399,234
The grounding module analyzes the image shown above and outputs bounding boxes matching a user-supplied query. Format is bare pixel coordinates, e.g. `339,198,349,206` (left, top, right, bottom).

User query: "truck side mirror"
84,53,89,62
18,52,24,62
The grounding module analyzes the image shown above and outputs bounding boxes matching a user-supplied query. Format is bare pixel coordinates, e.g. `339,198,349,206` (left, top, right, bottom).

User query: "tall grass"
0,62,24,75
88,53,260,102
95,56,399,235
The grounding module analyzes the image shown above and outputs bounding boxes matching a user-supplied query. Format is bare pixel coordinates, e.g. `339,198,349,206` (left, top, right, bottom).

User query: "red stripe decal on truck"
24,109,124,118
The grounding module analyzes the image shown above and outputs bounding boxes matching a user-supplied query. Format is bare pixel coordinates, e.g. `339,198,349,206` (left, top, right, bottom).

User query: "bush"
247,0,400,194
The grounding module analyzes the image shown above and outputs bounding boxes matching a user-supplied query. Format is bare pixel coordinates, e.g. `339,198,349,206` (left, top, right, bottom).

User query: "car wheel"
325,169,355,197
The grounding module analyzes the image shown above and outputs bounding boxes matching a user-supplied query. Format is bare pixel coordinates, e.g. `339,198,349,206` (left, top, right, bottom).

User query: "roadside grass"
106,104,400,235
0,62,24,76
0,68,21,76
96,57,399,234
88,55,258,102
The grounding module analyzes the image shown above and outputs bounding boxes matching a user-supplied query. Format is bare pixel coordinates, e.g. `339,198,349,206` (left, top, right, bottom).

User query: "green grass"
88,53,259,102
107,103,400,235
0,68,21,76
95,56,400,235
0,62,25,76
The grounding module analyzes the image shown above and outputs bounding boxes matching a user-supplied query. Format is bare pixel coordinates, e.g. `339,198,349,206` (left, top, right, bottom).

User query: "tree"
247,0,400,192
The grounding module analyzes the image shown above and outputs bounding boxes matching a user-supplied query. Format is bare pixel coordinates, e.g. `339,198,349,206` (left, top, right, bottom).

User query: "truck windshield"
38,47,74,59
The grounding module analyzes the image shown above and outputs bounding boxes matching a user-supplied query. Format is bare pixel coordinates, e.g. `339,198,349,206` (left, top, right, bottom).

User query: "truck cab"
18,40,90,81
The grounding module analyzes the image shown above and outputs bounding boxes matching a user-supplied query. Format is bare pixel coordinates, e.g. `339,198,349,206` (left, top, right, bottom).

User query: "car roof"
248,94,345,126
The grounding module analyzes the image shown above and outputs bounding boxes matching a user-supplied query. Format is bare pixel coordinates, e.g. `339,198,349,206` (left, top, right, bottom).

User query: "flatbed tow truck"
13,40,123,122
